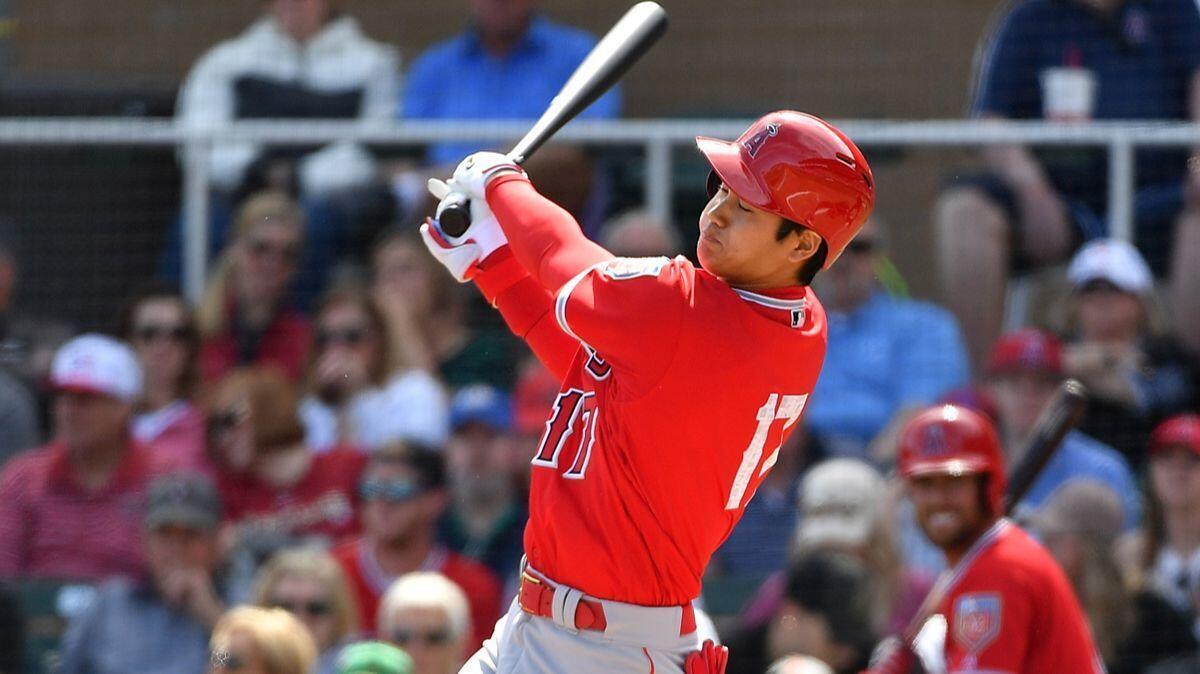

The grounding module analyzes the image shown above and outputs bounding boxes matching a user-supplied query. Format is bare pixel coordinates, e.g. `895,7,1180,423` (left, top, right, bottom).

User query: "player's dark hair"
776,220,828,286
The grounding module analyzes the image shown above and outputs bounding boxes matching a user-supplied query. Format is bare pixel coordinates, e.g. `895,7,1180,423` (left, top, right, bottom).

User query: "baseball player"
868,404,1104,674
419,111,874,673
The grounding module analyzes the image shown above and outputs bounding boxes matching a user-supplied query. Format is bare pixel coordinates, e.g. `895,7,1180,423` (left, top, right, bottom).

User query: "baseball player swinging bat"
435,1,668,237
876,379,1091,673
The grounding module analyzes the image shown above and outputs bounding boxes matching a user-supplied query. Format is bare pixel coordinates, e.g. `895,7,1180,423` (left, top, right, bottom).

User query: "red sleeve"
484,173,612,293
473,246,579,380
554,256,688,387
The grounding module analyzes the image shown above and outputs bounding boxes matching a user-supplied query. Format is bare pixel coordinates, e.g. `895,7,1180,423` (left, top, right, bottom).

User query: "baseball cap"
795,459,883,550
1149,414,1200,457
50,333,142,403
985,328,1064,378
450,384,512,432
1067,238,1153,294
1031,480,1124,547
144,472,221,531
334,641,414,674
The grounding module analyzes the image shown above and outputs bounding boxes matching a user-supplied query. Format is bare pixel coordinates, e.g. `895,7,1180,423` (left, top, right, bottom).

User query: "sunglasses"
359,478,422,503
248,238,300,264
271,598,333,617
208,407,248,434
391,628,452,647
846,240,876,255
209,648,246,671
132,324,191,343
316,326,371,349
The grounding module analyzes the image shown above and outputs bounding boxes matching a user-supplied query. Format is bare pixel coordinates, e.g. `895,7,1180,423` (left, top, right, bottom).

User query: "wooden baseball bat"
436,2,668,237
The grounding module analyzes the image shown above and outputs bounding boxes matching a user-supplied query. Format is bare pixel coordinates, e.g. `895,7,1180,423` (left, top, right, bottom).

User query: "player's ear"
787,229,822,265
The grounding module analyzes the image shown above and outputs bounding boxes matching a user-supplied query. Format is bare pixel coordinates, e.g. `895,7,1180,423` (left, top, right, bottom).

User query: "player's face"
908,473,989,556
697,182,820,288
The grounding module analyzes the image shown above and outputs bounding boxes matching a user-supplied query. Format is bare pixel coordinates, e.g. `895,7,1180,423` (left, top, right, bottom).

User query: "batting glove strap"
451,151,525,199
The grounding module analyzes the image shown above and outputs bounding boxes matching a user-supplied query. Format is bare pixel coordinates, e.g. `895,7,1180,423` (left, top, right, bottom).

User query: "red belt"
517,571,697,636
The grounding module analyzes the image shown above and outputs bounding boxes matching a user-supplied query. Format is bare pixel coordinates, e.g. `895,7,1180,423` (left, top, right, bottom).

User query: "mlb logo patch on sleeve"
602,256,668,280
953,593,1001,654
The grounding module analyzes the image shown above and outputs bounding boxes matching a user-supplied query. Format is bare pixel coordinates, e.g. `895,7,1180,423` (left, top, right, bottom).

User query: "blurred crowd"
0,0,1198,673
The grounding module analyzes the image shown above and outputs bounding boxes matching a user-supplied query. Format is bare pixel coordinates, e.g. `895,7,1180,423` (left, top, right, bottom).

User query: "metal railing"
0,117,1194,301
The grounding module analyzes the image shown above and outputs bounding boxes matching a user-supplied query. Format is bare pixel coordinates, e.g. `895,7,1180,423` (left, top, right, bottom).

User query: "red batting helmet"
898,404,1008,515
696,110,875,269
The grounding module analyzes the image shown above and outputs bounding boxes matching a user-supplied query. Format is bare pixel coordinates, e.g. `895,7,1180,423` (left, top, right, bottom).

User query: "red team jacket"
934,520,1103,674
473,173,827,606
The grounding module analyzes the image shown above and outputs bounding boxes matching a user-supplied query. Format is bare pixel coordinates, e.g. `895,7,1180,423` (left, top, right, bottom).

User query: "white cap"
50,334,142,403
795,458,883,550
1067,238,1153,294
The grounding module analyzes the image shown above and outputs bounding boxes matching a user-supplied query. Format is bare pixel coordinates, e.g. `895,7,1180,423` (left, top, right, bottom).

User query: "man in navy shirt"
933,0,1200,369
401,0,621,168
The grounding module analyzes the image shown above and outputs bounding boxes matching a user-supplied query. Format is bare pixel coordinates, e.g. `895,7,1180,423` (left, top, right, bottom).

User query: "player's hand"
450,151,525,199
427,178,509,256
684,639,728,674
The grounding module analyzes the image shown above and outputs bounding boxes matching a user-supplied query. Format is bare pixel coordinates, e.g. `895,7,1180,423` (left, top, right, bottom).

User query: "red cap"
696,111,874,268
1150,414,1200,457
985,328,1064,377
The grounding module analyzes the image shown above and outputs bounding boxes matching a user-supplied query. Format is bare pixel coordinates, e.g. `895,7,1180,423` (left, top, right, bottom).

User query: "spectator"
300,282,448,453
332,443,501,649
198,191,312,385
122,287,206,470
0,367,37,469
205,368,365,598
0,232,73,408
438,385,527,591
377,572,470,674
401,0,620,168
805,218,969,460
728,552,876,674
1128,414,1200,640
711,425,819,580
1032,480,1196,674
739,459,934,639
207,606,317,674
599,209,683,258
177,0,398,201
935,0,1200,369
253,548,360,674
1062,239,1196,466
0,584,21,674
334,641,414,674
766,655,835,674
58,473,227,674
983,327,1141,525
0,334,173,581
371,227,521,391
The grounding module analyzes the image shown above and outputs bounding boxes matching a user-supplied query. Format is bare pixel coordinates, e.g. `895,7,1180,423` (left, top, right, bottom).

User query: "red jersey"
935,519,1103,674
332,538,502,651
217,446,366,543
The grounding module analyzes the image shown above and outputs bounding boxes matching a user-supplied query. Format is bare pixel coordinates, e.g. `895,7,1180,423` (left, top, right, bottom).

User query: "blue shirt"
402,15,622,165
712,478,800,577
806,291,970,457
973,0,1200,208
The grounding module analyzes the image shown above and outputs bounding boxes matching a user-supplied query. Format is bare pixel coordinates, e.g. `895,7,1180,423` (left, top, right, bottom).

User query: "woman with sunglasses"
300,282,448,453
207,606,316,674
198,190,312,385
378,572,470,674
1060,239,1196,468
121,286,207,470
253,548,361,674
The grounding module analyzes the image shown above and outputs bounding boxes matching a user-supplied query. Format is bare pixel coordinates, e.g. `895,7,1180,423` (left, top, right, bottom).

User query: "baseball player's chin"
697,239,720,271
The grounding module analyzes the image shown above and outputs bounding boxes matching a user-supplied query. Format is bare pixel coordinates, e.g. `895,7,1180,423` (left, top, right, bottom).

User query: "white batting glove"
426,178,508,257
449,151,525,199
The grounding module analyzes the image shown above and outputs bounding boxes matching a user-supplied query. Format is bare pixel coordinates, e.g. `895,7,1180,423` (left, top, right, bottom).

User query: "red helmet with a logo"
897,404,1008,515
696,110,875,268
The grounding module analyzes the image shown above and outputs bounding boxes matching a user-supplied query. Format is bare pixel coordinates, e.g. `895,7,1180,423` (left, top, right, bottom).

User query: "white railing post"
1108,133,1135,243
646,136,672,226
182,137,212,305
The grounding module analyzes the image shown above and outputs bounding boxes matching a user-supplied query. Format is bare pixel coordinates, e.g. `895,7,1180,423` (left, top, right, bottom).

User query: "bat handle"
435,192,472,238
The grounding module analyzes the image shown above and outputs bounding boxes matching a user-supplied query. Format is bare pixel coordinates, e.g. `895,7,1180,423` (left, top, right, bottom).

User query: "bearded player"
419,112,873,674
868,404,1103,674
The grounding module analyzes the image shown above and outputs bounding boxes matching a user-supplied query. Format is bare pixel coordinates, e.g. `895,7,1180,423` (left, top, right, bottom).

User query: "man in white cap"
0,334,176,581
